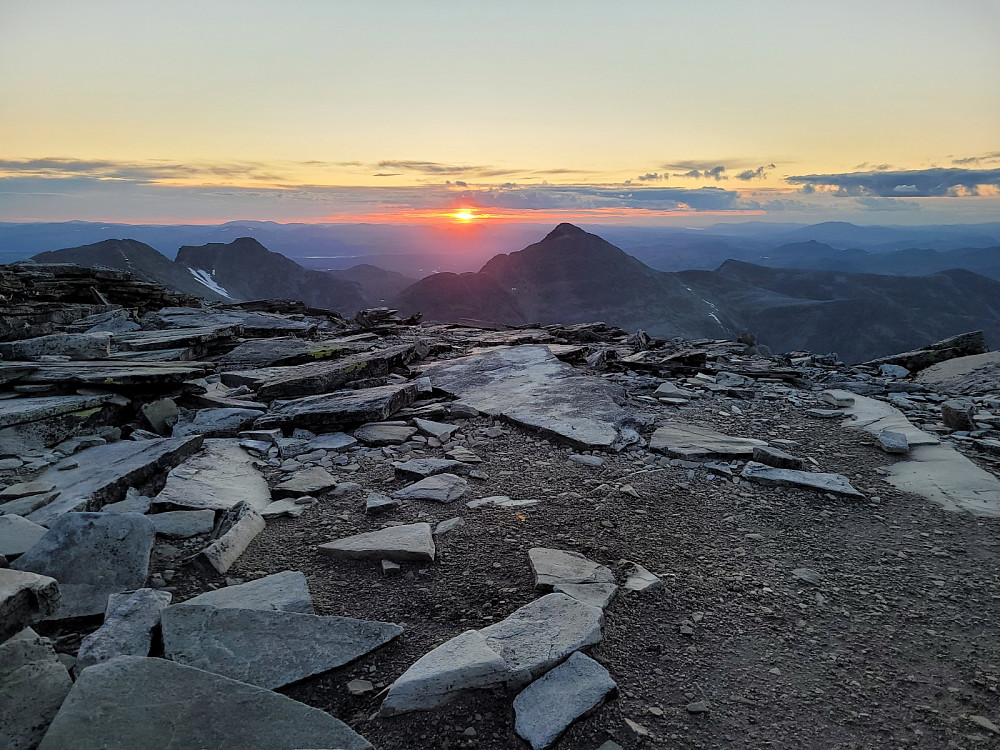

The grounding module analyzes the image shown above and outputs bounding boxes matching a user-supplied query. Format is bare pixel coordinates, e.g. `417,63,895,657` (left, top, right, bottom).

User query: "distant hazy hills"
25,224,1000,363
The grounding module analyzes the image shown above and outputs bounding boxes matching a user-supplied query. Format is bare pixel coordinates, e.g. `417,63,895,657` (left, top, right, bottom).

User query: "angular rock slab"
354,423,417,445
479,593,604,683
255,382,418,431
75,588,172,672
0,393,113,429
529,548,615,591
514,651,617,750
0,568,60,642
394,457,471,481
152,439,270,513
172,408,262,438
423,346,641,451
27,435,204,527
319,522,435,562
553,582,619,609
392,473,468,503
380,629,510,716
12,512,155,619
161,604,403,689
179,570,314,614
37,656,373,750
196,502,265,575
650,422,767,459
0,632,73,750
740,461,863,498
273,466,339,498
0,514,49,558
150,509,216,538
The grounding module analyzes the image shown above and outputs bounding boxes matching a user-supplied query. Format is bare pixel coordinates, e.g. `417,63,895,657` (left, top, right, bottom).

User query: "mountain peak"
544,223,588,241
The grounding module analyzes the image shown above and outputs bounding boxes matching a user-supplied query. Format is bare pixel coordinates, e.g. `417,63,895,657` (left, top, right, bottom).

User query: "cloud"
856,196,921,211
0,157,286,183
952,152,1000,166
735,164,775,181
454,184,745,212
785,167,1000,197
636,172,662,182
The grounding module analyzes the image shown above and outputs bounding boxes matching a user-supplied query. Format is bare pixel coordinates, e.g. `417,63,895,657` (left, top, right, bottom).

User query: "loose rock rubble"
0,265,999,748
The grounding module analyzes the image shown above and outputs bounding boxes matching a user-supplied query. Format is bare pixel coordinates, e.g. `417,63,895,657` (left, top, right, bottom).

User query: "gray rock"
424,346,640,451
380,629,510,716
621,562,662,592
12,512,155,619
394,457,471,481
318,522,435,562
0,632,72,750
568,454,604,467
179,570,313,614
0,332,111,361
654,381,694,399
100,493,151,515
254,382,418,431
880,364,910,378
140,398,178,435
150,510,216,538
260,498,311,519
273,467,339,498
0,480,56,500
172,408,262,438
942,398,977,431
353,423,418,445
152,439,270,513
0,394,113,431
75,588,172,672
196,502,265,575
0,515,48,558
479,593,604,682
751,445,805,470
366,492,401,513
0,568,60,642
434,517,464,535
37,656,373,750
552,582,618,609
413,418,458,441
308,432,358,451
161,604,402,689
381,559,401,576
877,430,910,455
821,389,856,408
528,548,614,591
650,423,767,459
805,408,845,419
740,461,864,497
392,474,467,503
513,651,617,750
27,436,204,526
792,567,822,585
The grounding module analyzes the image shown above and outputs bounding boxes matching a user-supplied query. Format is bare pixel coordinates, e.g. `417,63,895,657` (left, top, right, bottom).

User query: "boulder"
318,523,435,562
12,512,155,619
140,398,178,435
152,439,270,513
254,383,418,431
178,570,313,614
513,651,617,750
528,548,614,591
877,430,910,455
0,569,60,642
161,604,403,689
392,474,467,503
75,588,172,672
0,332,111,360
272,467,339,498
0,632,73,750
195,502,265,575
150,510,216,538
942,399,977,431
740,462,864,498
172,408,262,438
0,515,48,558
37,656,374,750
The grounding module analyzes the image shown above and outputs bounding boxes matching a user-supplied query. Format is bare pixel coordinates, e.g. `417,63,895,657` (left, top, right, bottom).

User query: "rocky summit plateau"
1,261,999,750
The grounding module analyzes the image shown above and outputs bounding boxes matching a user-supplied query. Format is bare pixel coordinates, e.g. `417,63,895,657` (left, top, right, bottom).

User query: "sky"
1,0,998,226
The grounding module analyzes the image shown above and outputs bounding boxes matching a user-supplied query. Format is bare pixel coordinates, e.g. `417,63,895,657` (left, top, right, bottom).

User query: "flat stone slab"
479,593,604,682
354,423,417,445
161,604,403,689
27,436,204,527
152,439,270,513
172,408,262,438
0,480,57,501
0,514,49,558
392,474,468,503
273,466,339,498
15,359,215,387
877,430,909,455
553,583,619,609
223,344,418,399
309,432,358,451
529,548,614,591
12,512,155,619
37,656,373,750
0,393,114,429
650,423,767,459
75,588,172,672
196,502,265,574
423,346,640,451
394,458,471,481
319,522,435,562
216,336,362,370
514,651,617,750
0,568,60,642
0,332,111,360
413,418,458,441
150,509,216,538
380,629,510,716
0,632,72,750
740,461,864,498
255,382,418,431
179,570,314,614
621,562,663,592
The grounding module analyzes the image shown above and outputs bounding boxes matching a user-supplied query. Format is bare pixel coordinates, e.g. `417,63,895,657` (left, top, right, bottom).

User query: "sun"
451,209,477,222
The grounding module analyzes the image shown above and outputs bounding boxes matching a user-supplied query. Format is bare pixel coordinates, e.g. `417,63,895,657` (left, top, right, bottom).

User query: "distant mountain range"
20,223,1000,363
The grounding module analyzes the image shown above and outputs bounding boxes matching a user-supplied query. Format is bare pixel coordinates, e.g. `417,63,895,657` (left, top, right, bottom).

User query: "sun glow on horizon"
450,209,478,222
